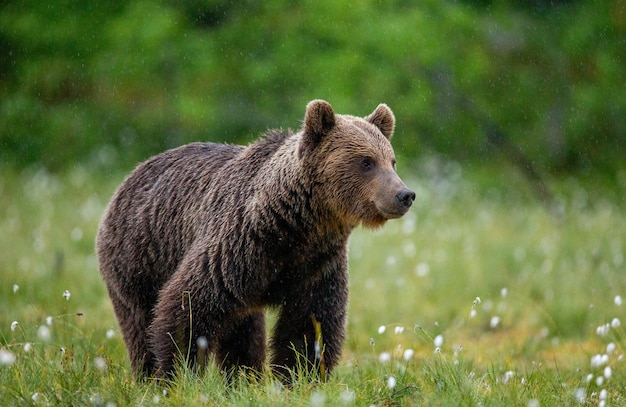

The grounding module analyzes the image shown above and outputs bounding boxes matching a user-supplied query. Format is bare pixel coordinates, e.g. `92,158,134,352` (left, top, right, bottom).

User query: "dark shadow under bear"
96,100,414,381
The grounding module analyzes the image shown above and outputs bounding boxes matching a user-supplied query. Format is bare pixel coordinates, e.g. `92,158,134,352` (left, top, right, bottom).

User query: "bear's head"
298,99,415,229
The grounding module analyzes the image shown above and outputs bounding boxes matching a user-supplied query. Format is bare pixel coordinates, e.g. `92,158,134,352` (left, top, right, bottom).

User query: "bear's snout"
395,189,416,209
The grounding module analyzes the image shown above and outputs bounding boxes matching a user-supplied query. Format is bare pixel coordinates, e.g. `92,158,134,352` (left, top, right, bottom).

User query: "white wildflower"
94,356,107,371
596,323,610,336
394,326,404,335
13,284,19,294
309,390,326,407
340,389,355,405
63,290,71,301
403,348,415,361
387,375,397,389
11,321,18,332
23,343,32,352
611,318,620,328
604,366,612,379
196,336,208,350
527,398,540,407
615,295,623,306
574,388,586,403
490,316,501,329
434,334,444,348
502,370,515,384
106,329,115,339
377,325,386,334
591,354,609,368
0,349,16,365
37,325,51,342
607,342,616,354
379,352,391,363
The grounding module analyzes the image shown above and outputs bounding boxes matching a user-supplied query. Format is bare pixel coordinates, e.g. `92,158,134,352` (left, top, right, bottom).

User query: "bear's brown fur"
96,100,414,380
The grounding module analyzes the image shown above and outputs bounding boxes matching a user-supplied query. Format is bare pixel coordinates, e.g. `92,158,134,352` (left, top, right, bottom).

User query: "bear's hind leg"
216,311,266,378
107,287,157,377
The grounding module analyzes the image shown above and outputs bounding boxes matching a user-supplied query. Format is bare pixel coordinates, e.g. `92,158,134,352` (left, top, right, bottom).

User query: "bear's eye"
360,157,375,172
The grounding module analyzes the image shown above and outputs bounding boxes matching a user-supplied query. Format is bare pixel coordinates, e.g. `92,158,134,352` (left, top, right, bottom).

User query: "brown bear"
96,100,414,381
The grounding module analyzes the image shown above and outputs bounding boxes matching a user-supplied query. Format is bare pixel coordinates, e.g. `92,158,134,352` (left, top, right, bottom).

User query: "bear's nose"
396,189,416,209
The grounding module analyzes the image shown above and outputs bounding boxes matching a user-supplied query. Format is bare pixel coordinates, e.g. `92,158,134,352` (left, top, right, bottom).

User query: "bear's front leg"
270,263,348,382
216,310,267,379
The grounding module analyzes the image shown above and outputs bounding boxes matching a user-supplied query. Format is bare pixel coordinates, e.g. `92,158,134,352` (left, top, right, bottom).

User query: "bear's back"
97,142,246,288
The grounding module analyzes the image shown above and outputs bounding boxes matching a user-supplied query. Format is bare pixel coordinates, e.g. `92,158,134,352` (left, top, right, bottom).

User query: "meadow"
1,160,625,406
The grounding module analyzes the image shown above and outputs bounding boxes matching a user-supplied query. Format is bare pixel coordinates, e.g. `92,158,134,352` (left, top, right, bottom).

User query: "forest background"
1,0,625,179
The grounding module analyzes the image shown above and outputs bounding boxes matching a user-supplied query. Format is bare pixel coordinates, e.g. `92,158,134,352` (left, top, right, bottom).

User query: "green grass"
1,161,626,406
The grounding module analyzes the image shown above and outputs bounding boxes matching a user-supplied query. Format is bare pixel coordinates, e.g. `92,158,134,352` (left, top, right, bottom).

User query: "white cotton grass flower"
13,284,19,294
394,326,404,335
590,354,609,368
23,343,32,353
489,316,501,329
0,349,16,365
434,334,444,348
599,389,608,401
106,329,115,339
11,321,18,332
501,287,508,297
607,342,616,354
415,262,429,277
196,336,208,350
379,352,391,363
595,376,604,386
31,393,40,402
469,309,477,318
377,325,386,334
387,375,397,389
309,390,326,407
502,370,515,384
604,366,612,379
611,318,620,328
63,290,71,301
596,323,610,337
46,316,53,326
340,389,355,405
37,325,51,342
615,295,623,306
94,356,107,371
527,398,540,407
574,388,586,403
403,348,415,361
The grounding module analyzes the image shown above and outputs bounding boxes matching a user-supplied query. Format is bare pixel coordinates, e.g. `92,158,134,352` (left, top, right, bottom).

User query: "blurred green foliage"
1,0,625,173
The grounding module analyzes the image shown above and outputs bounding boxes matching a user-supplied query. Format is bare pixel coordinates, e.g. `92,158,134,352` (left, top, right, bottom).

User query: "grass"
1,159,626,406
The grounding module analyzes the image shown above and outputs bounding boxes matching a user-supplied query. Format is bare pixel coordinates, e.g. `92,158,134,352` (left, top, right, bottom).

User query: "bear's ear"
299,100,336,159
366,103,395,140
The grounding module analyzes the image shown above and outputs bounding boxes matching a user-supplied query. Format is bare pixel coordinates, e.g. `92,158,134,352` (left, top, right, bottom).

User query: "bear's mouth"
374,202,412,220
